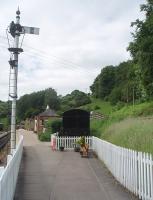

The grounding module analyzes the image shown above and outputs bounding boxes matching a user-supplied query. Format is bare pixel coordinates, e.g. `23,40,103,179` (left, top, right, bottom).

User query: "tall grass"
102,117,153,154
90,100,153,154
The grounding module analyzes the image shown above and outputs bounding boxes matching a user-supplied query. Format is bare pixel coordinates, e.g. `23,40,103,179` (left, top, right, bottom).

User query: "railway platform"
14,130,138,200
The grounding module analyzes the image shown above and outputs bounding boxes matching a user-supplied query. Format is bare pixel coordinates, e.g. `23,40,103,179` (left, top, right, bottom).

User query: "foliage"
0,101,10,130
98,66,116,99
80,98,113,115
44,88,60,110
17,88,60,120
49,119,62,134
17,88,91,121
24,108,40,119
90,119,105,138
90,65,116,99
90,61,141,104
76,136,85,146
60,90,91,111
38,131,51,141
128,0,153,98
102,117,153,154
90,100,153,139
0,101,9,118
94,105,100,110
0,117,9,131
38,119,62,142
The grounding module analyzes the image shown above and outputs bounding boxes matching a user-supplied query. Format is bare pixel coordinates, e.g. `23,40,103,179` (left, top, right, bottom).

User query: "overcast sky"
0,0,145,101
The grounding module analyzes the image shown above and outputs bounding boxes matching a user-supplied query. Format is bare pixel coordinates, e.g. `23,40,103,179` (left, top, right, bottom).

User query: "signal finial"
16,7,20,16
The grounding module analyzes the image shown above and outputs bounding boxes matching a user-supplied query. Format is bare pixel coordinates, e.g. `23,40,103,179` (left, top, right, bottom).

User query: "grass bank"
102,117,153,154
80,99,113,115
88,100,153,154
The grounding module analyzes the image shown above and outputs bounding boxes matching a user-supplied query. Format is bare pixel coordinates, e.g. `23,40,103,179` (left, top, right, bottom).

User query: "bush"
38,131,51,141
113,102,125,111
94,105,100,110
51,119,62,133
44,119,62,134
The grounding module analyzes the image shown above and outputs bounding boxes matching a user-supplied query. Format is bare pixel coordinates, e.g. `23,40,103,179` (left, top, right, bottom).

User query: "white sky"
0,0,145,101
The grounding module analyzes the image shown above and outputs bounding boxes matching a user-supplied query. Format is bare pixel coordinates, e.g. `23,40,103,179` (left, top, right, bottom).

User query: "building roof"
39,106,58,117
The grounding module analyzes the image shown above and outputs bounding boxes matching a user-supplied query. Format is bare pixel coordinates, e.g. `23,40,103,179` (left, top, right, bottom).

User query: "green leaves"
17,88,60,120
90,61,141,104
60,90,91,111
128,0,153,98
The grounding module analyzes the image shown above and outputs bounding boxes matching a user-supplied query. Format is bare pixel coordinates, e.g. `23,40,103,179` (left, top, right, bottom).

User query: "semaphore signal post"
7,8,39,153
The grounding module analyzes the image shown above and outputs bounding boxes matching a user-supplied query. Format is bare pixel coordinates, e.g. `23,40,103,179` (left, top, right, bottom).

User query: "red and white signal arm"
22,26,40,35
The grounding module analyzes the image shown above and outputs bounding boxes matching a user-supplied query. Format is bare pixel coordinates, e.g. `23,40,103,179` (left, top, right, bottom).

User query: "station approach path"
14,130,138,200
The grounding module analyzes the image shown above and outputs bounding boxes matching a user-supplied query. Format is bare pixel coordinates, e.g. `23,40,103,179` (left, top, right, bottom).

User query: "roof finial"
46,105,50,110
16,6,20,16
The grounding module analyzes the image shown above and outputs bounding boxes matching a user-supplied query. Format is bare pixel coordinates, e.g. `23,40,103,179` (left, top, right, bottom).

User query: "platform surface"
14,130,138,200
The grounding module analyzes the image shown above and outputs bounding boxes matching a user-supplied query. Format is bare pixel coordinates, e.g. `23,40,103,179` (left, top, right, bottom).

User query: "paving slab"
14,130,138,200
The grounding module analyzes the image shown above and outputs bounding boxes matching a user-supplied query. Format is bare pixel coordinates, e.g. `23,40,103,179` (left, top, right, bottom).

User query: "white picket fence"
53,135,153,199
0,135,23,200
55,136,93,150
93,137,153,200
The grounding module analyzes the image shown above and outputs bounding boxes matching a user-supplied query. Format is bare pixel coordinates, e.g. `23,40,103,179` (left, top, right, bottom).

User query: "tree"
44,88,60,110
90,61,142,104
98,66,116,99
128,0,153,98
71,90,91,107
90,66,116,100
60,90,91,111
17,87,60,120
90,75,100,98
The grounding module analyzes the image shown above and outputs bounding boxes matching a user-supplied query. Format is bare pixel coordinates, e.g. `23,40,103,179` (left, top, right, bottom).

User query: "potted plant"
75,136,85,155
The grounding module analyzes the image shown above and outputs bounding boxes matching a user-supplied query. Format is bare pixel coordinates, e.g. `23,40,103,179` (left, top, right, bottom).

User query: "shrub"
44,119,62,134
94,105,100,110
114,102,125,111
38,131,51,141
51,119,62,133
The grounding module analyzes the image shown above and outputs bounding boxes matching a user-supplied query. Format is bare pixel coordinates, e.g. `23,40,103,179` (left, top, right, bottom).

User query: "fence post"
150,154,153,199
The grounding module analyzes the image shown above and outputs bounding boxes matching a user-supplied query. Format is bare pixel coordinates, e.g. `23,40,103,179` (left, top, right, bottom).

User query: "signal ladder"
8,59,18,99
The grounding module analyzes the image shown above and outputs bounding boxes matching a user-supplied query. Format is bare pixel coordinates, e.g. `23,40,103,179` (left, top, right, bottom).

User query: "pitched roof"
39,109,58,117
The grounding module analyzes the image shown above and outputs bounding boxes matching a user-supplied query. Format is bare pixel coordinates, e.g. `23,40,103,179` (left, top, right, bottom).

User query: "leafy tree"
60,90,91,111
44,88,60,110
90,65,116,100
24,108,40,119
128,0,153,98
90,75,100,98
17,87,60,120
99,66,116,99
90,61,141,104
71,90,91,107
0,101,9,118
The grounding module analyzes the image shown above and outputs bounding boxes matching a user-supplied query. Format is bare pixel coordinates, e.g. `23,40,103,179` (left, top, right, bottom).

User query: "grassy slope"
80,98,113,115
82,100,153,154
102,117,153,154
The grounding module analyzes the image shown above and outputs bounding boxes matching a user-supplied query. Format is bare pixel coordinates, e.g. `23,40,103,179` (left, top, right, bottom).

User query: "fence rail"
92,137,153,200
54,136,93,150
0,135,23,200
